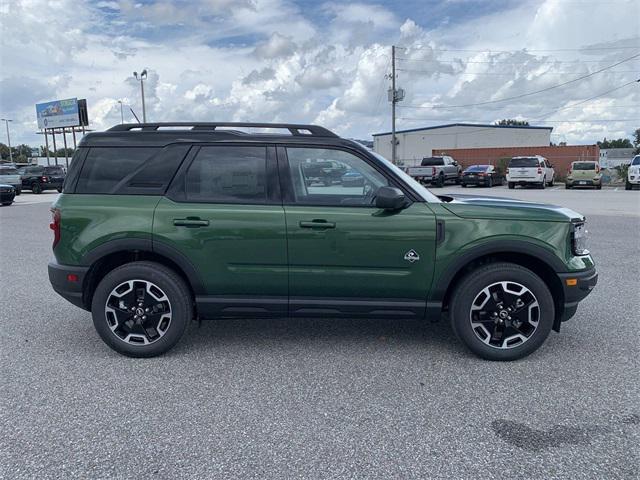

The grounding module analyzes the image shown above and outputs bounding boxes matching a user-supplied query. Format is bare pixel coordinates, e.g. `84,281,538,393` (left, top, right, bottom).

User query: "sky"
0,0,638,148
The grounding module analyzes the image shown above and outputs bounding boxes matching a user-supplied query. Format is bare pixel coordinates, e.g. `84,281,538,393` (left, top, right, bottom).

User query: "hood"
438,193,584,222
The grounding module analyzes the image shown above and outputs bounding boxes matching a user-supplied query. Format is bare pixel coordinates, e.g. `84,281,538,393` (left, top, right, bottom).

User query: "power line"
397,53,640,109
534,79,640,119
396,57,637,65
397,118,639,123
396,68,638,76
395,44,640,53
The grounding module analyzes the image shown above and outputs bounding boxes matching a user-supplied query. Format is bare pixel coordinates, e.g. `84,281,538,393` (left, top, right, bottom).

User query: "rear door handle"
299,220,336,229
173,218,209,227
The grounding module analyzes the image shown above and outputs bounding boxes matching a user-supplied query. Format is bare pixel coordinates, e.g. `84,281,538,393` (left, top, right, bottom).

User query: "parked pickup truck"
0,165,22,195
407,156,461,187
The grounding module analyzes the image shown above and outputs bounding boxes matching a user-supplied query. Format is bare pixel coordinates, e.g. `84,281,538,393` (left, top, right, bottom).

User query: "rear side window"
44,166,65,175
573,162,596,170
185,146,266,203
76,148,160,194
509,157,539,167
421,157,444,166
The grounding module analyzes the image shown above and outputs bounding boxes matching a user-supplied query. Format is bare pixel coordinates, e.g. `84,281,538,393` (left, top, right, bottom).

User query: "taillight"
431,167,436,176
41,176,49,182
50,208,61,248
568,169,572,175
596,165,600,173
505,168,509,174
537,167,543,174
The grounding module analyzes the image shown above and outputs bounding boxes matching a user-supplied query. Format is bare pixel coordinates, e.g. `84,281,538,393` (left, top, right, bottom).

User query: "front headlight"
571,222,589,255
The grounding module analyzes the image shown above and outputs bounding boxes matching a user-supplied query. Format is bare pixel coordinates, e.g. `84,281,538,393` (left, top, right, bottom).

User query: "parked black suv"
20,165,66,194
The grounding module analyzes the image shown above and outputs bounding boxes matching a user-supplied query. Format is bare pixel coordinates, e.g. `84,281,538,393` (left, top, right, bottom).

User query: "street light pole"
133,70,148,123
1,119,13,162
117,100,124,124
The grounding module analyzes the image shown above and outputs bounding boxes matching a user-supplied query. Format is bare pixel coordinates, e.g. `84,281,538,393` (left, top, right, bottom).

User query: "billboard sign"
36,98,79,129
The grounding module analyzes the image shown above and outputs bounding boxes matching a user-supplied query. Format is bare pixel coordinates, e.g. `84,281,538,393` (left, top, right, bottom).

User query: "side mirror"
451,160,458,166
375,186,406,210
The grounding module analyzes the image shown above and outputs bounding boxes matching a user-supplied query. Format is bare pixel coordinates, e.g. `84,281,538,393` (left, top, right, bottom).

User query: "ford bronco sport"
48,122,597,360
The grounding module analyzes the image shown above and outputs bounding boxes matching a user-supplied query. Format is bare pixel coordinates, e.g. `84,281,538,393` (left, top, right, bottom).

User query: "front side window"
185,146,266,203
631,156,640,166
286,147,389,206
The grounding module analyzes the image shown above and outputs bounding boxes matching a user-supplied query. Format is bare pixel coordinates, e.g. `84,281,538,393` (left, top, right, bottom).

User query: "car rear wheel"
91,261,192,358
433,173,445,188
508,182,515,189
539,178,546,189
487,177,493,188
450,262,554,361
31,182,42,194
626,180,632,190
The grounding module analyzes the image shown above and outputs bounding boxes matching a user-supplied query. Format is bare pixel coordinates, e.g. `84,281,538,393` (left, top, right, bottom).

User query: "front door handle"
299,220,336,229
173,217,209,227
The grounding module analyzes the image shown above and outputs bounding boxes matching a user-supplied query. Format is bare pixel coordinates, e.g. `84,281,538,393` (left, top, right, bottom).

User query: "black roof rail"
107,122,339,137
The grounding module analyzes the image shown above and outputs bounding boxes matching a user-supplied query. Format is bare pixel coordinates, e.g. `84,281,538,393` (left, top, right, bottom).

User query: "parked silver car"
0,166,22,195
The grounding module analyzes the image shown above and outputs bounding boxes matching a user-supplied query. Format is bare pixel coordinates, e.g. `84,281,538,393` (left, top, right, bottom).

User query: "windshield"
465,165,489,172
0,168,18,175
421,157,444,166
368,150,441,203
572,162,596,170
632,156,640,166
509,157,539,167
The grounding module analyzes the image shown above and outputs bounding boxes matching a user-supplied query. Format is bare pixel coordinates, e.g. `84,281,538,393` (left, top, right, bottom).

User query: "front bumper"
628,175,640,185
0,190,16,202
556,267,598,325
48,262,90,310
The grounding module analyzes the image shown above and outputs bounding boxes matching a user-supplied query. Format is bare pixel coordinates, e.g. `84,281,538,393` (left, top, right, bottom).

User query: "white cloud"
0,0,638,147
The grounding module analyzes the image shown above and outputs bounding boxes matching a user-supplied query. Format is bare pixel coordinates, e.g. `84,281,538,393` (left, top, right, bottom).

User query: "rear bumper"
567,178,601,186
557,267,598,323
461,177,491,185
48,262,90,310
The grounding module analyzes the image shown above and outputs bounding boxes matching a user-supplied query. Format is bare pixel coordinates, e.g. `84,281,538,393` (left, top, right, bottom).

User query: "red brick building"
433,145,600,175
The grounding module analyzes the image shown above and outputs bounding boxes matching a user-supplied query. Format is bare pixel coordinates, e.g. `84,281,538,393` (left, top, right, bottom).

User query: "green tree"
633,128,640,154
495,119,530,126
597,137,633,149
0,142,9,161
54,147,75,157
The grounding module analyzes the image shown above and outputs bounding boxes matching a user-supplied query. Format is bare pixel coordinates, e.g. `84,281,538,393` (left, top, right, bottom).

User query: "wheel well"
82,250,196,310
442,252,565,329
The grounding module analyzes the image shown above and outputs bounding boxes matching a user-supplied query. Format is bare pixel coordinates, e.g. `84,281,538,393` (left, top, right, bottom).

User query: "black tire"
433,173,445,188
15,188,21,196
547,176,554,187
2,201,12,206
565,183,571,189
91,261,192,358
57,188,63,193
450,262,554,361
31,182,42,194
487,177,493,188
596,184,602,190
508,182,515,189
626,181,632,190
461,183,467,188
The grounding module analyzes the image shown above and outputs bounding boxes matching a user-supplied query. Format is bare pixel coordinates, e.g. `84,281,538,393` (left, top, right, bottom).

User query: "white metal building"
372,123,553,166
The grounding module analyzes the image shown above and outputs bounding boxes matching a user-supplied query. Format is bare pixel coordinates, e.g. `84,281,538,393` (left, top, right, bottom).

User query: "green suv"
48,122,598,360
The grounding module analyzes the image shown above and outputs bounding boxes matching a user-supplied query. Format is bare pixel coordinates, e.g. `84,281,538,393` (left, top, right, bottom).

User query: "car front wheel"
31,182,42,194
450,262,554,361
91,261,192,357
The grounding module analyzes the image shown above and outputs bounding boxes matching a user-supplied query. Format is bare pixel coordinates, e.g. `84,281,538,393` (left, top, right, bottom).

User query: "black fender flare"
81,237,206,294
428,239,567,305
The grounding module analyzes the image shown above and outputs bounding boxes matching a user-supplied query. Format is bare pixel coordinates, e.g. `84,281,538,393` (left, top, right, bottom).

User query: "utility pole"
1,118,13,162
117,100,124,124
387,46,404,165
391,45,397,164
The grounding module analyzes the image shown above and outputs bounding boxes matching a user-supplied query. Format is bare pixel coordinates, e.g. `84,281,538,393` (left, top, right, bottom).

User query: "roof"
372,123,553,137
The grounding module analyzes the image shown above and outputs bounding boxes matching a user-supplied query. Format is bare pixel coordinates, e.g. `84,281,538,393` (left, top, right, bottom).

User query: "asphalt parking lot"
1,187,639,479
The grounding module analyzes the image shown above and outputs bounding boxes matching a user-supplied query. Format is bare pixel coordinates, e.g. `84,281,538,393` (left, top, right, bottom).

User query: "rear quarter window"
75,147,160,194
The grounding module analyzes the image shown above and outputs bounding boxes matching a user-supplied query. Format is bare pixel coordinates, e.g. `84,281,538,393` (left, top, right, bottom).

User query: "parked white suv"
626,155,640,190
507,156,555,189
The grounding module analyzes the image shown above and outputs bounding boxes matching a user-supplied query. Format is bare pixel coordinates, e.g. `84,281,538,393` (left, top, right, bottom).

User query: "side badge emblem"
404,249,420,263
